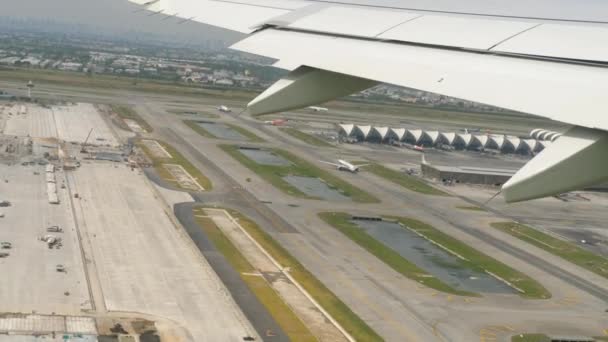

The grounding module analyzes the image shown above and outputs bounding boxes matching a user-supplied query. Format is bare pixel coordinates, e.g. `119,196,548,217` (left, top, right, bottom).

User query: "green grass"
511,334,550,342
318,212,474,296
456,206,486,212
137,139,212,191
110,105,153,133
279,127,334,147
320,212,550,299
393,217,551,299
0,67,256,100
362,164,449,196
492,222,608,279
512,333,604,342
225,209,383,342
193,210,316,342
219,145,380,203
184,120,265,142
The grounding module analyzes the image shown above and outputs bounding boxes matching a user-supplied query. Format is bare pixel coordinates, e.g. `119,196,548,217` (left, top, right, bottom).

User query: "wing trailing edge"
502,126,608,202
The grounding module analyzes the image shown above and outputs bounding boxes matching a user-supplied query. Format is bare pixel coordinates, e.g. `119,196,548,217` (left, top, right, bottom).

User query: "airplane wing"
128,0,608,202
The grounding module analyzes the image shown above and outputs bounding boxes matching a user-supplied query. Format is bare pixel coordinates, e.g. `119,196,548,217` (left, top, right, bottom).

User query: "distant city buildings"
0,30,510,112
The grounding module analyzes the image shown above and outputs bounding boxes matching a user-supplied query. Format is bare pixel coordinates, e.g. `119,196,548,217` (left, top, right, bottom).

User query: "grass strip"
512,333,606,341
511,334,550,342
1,67,255,100
226,209,383,341
279,127,334,147
110,105,153,133
193,210,316,342
492,222,608,279
219,145,379,203
319,212,474,296
455,206,486,211
362,164,449,196
137,139,212,191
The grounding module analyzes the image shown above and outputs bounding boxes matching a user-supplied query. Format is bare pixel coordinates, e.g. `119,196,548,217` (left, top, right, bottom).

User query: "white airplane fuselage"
218,105,231,113
308,106,328,112
336,159,359,172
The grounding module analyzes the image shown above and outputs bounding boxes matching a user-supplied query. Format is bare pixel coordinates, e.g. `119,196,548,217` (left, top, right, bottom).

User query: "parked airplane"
130,0,608,202
217,105,231,113
308,106,328,112
320,159,369,173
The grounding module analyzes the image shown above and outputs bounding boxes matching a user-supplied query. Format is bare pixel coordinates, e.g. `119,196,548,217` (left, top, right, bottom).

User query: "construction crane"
80,128,93,153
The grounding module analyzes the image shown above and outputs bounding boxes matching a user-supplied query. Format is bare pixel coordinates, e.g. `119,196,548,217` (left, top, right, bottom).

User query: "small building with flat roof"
421,162,516,186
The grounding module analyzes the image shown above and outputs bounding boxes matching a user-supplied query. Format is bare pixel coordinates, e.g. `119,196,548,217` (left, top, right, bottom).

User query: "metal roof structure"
339,124,549,154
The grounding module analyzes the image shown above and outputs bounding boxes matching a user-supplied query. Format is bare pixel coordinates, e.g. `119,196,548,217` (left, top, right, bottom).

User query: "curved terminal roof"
473,135,489,147
522,139,539,152
530,128,544,139
424,131,440,144
456,133,473,147
355,125,372,138
538,131,559,140
389,127,406,140
506,136,522,151
372,126,390,139
489,135,505,149
439,132,456,145
338,123,545,154
407,129,424,143
545,132,561,141
339,124,355,136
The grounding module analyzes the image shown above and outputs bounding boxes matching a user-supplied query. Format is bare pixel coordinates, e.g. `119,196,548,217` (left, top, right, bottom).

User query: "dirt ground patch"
141,139,171,158
163,163,204,191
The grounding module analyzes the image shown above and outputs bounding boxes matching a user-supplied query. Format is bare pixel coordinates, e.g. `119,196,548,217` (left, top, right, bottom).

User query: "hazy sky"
2,0,243,44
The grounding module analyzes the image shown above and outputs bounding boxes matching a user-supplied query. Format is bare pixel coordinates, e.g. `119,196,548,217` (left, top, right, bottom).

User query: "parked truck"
46,226,63,233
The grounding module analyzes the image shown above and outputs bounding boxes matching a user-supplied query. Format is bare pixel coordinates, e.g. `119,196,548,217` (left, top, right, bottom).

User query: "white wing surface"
129,0,608,202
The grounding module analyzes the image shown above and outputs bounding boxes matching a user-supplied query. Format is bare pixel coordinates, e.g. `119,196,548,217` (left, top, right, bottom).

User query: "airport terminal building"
338,124,560,155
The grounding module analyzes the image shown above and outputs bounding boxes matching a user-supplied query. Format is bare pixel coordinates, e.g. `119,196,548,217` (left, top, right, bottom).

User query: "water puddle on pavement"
239,148,291,166
197,122,247,140
283,175,350,201
353,220,516,294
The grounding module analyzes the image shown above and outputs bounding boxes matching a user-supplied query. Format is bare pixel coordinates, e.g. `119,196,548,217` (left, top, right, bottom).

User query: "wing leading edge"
129,0,608,202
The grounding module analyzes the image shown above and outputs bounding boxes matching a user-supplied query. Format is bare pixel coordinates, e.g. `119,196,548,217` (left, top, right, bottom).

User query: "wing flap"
130,1,608,63
285,5,419,37
232,29,608,131
129,0,290,33
492,24,608,63
377,15,536,50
